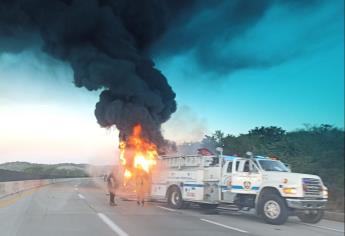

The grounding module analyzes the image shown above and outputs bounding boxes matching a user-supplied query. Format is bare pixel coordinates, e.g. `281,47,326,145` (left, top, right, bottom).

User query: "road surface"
0,178,343,236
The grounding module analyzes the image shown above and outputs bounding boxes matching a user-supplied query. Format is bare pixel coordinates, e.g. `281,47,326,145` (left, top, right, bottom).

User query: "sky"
0,0,343,164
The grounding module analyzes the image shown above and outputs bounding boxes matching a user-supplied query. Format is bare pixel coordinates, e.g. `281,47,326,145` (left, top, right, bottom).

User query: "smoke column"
0,0,192,151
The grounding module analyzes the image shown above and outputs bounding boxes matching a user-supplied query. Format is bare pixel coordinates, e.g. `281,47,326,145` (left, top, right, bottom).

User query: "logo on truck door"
243,181,251,190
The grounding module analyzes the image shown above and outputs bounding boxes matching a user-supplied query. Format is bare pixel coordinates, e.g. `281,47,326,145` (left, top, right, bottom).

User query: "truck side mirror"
285,164,291,171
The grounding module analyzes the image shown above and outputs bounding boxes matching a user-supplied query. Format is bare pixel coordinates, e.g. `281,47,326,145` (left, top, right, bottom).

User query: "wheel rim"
264,200,281,219
171,191,180,205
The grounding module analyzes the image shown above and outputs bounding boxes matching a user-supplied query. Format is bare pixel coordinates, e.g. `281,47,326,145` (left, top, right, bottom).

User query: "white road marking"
300,223,344,233
200,218,248,234
78,194,85,199
74,188,79,191
97,213,129,236
156,206,177,212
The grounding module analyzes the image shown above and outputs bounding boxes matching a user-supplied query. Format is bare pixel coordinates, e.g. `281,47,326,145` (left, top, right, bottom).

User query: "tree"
201,130,225,151
248,126,286,142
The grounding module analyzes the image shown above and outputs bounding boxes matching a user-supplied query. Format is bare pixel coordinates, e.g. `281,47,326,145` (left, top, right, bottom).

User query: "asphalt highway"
0,178,343,236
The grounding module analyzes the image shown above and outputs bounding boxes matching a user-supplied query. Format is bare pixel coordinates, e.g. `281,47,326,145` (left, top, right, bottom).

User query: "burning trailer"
118,124,158,185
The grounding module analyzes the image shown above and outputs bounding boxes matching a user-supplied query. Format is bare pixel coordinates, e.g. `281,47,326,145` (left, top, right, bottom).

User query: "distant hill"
0,162,90,181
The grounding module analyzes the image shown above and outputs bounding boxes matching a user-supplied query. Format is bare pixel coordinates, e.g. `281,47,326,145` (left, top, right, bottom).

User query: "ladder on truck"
158,155,219,169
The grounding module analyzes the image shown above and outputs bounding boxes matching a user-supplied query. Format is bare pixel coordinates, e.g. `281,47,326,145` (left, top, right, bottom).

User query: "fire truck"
150,153,328,225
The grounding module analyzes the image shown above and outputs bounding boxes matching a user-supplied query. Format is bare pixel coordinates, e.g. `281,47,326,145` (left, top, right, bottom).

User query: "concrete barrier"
324,211,345,222
0,178,74,199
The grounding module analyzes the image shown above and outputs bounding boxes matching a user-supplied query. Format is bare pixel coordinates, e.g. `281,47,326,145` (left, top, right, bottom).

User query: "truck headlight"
322,187,328,198
283,187,297,194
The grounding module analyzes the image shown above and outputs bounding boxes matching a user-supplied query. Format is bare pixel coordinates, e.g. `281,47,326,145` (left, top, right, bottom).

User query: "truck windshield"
258,160,289,172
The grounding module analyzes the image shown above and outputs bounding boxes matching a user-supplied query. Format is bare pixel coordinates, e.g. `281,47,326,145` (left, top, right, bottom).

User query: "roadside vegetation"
200,124,344,212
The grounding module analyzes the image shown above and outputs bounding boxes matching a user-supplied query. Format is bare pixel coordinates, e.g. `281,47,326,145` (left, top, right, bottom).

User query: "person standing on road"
107,169,118,206
135,167,148,206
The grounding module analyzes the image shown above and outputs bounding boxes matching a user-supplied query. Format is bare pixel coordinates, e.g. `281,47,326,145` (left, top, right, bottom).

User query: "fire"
134,155,156,173
124,169,132,178
119,124,158,179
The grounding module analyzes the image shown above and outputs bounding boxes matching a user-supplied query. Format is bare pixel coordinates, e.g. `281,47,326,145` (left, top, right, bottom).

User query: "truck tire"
297,210,324,224
168,186,184,209
259,193,288,225
199,203,219,209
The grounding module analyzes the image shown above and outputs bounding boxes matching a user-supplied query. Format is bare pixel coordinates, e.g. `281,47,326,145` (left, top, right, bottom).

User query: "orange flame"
119,124,157,179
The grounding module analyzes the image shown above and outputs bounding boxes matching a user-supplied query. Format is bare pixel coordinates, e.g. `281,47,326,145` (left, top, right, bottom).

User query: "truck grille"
302,178,322,197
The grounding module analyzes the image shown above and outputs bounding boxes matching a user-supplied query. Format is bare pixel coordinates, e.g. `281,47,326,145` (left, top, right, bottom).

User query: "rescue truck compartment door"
221,161,236,202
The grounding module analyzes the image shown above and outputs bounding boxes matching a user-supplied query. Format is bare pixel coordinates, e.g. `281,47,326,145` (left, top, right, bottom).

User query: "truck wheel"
297,210,324,224
199,203,219,209
168,186,183,209
259,194,288,225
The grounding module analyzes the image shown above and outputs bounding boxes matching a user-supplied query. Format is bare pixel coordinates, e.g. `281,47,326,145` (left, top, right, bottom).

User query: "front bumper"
286,198,327,209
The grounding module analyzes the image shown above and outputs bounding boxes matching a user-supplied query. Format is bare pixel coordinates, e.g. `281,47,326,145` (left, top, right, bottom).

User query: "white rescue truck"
150,154,328,225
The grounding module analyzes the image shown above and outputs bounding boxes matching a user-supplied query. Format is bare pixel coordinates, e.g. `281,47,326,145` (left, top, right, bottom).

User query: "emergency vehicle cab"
150,154,328,225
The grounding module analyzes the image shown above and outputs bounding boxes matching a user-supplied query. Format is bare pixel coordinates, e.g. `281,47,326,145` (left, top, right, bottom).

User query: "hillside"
0,169,41,182
0,162,34,172
0,162,90,180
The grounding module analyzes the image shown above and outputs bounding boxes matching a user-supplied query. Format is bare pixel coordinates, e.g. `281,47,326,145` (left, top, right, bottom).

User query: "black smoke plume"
0,0,193,151
1,0,326,152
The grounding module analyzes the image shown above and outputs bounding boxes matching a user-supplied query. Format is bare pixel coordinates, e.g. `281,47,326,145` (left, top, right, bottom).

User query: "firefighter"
107,169,118,206
135,167,148,206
